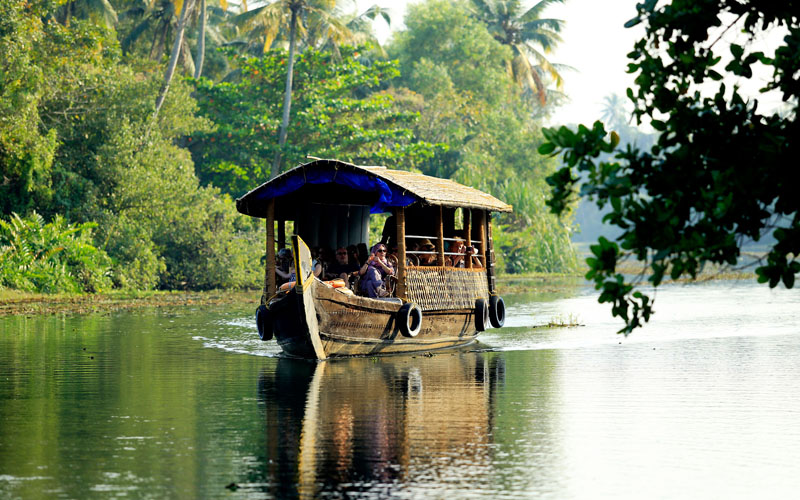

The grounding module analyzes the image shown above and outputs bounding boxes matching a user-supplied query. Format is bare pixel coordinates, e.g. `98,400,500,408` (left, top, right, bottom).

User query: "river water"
1,280,799,499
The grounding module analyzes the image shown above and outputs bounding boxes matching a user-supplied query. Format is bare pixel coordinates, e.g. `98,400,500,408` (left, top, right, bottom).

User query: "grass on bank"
1,259,759,317
0,288,258,316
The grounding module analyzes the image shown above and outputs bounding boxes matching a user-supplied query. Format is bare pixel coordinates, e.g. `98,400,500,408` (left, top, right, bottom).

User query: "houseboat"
235,159,511,359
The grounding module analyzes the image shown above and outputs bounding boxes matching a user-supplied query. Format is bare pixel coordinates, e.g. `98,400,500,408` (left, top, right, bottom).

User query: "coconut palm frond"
522,45,563,87
521,28,563,52
521,17,564,35
122,18,154,53
520,0,566,22
360,4,391,26
511,52,546,105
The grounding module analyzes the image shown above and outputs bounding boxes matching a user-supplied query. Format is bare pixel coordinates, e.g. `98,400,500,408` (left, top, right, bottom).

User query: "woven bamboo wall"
405,267,489,311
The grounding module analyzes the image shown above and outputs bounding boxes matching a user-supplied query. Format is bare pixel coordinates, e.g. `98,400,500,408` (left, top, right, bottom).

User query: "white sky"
355,0,787,127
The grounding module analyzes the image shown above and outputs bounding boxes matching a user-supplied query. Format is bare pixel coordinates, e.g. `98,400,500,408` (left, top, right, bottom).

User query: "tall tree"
193,0,229,78
469,0,566,105
192,46,439,194
271,0,302,179
154,0,194,121
231,0,352,178
56,0,118,28
540,0,800,333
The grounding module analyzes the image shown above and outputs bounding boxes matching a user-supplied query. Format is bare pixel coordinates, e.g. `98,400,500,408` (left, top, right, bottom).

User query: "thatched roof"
236,159,513,218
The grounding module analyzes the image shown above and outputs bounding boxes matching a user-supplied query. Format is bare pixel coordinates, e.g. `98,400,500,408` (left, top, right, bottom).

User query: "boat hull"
269,280,480,359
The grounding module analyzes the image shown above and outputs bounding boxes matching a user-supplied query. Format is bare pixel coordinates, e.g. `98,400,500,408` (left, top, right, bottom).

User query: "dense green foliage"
390,0,577,273
2,0,578,294
0,212,112,293
1,1,263,291
540,0,799,332
192,46,440,195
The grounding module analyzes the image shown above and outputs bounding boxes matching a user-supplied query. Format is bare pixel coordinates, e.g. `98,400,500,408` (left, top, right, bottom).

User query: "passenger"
357,243,369,267
347,245,361,267
447,238,467,268
276,248,296,283
386,244,400,268
417,238,437,266
380,214,397,249
359,244,395,298
405,240,420,266
466,245,483,268
326,247,360,280
310,247,323,278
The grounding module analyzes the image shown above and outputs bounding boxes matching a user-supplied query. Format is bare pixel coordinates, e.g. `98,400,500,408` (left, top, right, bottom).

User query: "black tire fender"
255,305,274,341
489,295,506,328
397,302,423,337
475,298,489,332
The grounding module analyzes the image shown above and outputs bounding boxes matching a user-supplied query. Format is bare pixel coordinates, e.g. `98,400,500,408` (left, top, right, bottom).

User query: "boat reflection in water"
256,353,505,497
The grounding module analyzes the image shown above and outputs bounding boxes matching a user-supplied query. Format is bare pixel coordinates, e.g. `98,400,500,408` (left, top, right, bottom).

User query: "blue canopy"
238,161,419,215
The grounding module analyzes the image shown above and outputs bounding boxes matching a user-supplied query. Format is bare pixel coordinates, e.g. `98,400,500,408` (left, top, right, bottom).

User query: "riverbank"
0,289,258,316
0,266,755,317
0,275,577,316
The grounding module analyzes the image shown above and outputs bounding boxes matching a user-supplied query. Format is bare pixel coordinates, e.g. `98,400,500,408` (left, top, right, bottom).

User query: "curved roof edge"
236,159,513,218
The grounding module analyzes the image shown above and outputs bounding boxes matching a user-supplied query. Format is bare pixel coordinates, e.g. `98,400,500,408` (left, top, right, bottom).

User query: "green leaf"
651,119,666,131
538,142,557,155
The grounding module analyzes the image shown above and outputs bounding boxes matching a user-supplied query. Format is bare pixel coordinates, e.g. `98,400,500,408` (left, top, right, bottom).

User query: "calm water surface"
1,280,799,499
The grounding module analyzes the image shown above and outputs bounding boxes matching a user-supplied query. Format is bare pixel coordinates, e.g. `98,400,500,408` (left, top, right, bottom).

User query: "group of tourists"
275,235,482,299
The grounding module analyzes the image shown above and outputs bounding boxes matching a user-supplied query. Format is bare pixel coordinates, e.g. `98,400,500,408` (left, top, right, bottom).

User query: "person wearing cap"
417,238,437,266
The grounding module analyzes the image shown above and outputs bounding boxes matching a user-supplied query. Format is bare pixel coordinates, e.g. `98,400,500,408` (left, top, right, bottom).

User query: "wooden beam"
265,199,276,303
477,209,486,268
464,208,472,269
277,219,286,249
437,206,445,266
486,212,495,293
395,207,407,299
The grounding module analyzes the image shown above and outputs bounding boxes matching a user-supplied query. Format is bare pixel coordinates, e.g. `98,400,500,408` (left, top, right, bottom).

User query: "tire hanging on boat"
475,298,489,332
255,305,274,341
489,295,506,328
397,302,423,337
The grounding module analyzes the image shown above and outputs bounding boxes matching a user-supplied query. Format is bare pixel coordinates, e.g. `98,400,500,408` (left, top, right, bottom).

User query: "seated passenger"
447,238,467,268
417,238,437,266
466,245,483,268
276,248,296,284
380,214,397,249
359,244,395,298
310,247,323,278
347,245,361,267
357,243,369,267
326,247,360,280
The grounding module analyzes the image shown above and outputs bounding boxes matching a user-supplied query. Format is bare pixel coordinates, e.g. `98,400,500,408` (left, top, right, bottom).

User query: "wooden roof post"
486,212,495,294
395,207,407,299
437,206,445,266
277,218,286,249
477,209,486,268
464,208,472,269
265,199,276,304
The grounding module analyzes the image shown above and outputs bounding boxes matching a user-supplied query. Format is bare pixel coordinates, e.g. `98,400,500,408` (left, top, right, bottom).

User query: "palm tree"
600,93,626,129
230,0,346,55
319,3,391,57
231,0,352,178
56,0,118,28
154,0,195,121
469,0,566,105
194,0,232,78
120,0,179,61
